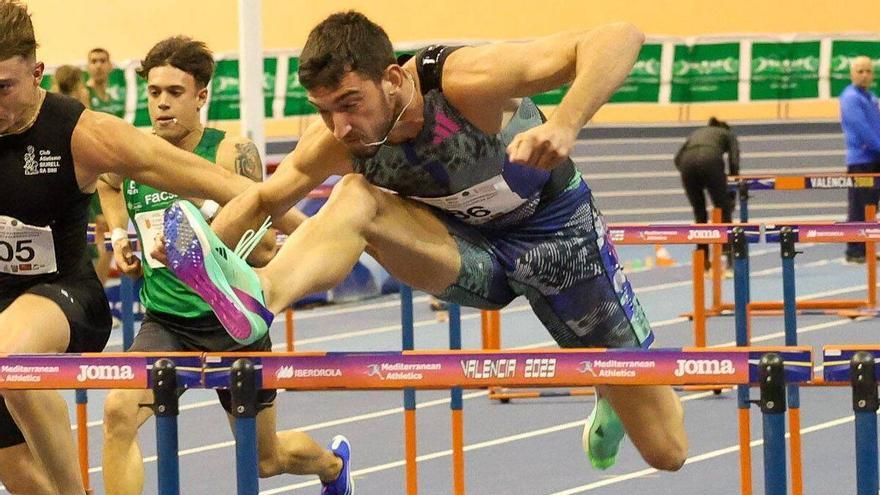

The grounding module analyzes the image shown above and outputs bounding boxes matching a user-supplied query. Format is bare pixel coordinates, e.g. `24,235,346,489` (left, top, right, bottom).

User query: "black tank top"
0,92,92,292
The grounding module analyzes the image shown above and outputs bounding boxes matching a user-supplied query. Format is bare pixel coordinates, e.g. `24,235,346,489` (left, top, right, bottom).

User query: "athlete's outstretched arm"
442,23,645,169
209,120,352,244
72,110,253,204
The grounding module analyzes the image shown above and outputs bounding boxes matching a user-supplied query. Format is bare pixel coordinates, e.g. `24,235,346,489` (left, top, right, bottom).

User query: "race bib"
0,215,57,275
134,210,166,269
410,175,526,225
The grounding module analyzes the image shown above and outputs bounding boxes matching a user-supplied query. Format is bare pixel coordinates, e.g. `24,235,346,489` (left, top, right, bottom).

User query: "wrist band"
199,200,220,221
110,228,129,244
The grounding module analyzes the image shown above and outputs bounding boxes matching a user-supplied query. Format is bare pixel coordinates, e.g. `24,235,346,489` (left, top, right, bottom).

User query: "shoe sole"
164,203,257,342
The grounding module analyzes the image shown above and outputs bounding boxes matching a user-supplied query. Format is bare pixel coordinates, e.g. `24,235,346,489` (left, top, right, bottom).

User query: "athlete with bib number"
163,11,687,474
0,3,260,493
97,36,347,495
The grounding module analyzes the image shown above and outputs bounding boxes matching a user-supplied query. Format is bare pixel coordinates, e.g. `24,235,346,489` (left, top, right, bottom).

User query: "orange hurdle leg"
76,399,89,491
405,409,418,495
285,308,295,352
452,409,464,495
693,248,707,347
789,407,803,495
738,407,753,495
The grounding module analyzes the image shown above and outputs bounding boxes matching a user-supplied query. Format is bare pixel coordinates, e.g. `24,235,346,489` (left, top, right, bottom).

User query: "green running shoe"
163,200,273,344
582,396,625,470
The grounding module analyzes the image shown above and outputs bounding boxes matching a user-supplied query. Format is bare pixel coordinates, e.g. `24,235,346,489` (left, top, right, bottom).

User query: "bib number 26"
450,206,491,221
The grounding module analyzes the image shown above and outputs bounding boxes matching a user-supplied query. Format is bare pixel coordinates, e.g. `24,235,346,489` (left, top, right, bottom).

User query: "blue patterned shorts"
437,178,653,349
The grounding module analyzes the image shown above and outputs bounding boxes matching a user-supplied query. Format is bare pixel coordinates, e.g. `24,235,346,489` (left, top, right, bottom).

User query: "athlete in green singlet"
98,36,345,495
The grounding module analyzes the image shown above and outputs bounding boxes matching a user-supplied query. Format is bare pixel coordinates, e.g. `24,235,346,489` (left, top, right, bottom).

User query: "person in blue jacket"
840,56,880,263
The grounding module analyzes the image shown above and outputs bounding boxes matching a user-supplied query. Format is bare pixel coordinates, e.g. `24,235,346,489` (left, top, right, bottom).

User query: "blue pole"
855,411,879,495
448,303,462,410
230,359,259,495
155,416,180,495
762,411,788,495
732,229,751,410
235,417,258,495
780,230,801,412
759,353,787,495
738,181,749,223
401,286,415,410
852,351,879,495
151,359,180,495
120,275,135,350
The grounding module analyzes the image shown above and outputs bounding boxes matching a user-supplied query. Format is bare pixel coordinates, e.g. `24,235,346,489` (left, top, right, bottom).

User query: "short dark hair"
299,11,395,90
0,0,37,61
137,36,214,89
88,47,109,59
708,116,730,130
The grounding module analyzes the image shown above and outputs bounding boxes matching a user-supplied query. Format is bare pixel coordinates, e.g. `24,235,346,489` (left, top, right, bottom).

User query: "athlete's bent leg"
102,389,156,495
0,294,86,494
258,173,461,312
226,404,342,482
597,384,687,471
0,443,54,495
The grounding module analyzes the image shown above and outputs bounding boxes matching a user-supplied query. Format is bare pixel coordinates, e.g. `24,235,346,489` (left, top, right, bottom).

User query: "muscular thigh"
0,294,71,353
360,187,462,295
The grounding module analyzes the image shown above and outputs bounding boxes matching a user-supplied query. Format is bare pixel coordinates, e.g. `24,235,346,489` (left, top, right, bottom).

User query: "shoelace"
233,216,273,260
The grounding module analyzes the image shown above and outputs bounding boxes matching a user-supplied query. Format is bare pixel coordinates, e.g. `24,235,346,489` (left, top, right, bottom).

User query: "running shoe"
163,201,273,344
582,396,625,470
322,435,353,495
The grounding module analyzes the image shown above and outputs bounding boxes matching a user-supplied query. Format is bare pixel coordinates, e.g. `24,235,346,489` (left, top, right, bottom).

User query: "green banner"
133,76,150,127
262,57,277,118
750,41,820,100
609,44,662,103
40,73,53,90
283,57,312,116
830,40,880,96
208,58,277,121
671,42,740,103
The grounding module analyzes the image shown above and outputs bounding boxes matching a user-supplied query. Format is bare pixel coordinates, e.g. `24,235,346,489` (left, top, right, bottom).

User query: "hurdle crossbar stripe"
729,173,880,191
608,224,761,245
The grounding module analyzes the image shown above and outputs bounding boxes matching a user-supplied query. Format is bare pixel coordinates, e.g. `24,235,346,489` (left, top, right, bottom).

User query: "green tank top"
123,128,225,317
88,86,125,118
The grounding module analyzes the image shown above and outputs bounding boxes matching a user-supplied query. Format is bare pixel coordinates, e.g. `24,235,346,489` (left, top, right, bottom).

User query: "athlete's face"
307,70,396,158
87,51,111,84
0,55,43,135
146,65,206,143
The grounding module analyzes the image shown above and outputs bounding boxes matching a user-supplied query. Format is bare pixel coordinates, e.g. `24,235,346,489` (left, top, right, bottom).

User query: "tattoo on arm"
234,142,264,181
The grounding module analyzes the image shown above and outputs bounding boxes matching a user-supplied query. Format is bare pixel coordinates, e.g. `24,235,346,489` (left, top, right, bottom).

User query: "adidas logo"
214,246,228,260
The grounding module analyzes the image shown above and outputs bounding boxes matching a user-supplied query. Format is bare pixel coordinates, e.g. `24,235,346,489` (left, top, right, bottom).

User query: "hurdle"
823,346,880,495
715,173,880,317
0,345,833,494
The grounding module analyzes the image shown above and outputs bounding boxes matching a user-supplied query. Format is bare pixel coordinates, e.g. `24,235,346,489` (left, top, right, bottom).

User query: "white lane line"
574,149,844,164
545,414,856,494
257,390,719,494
